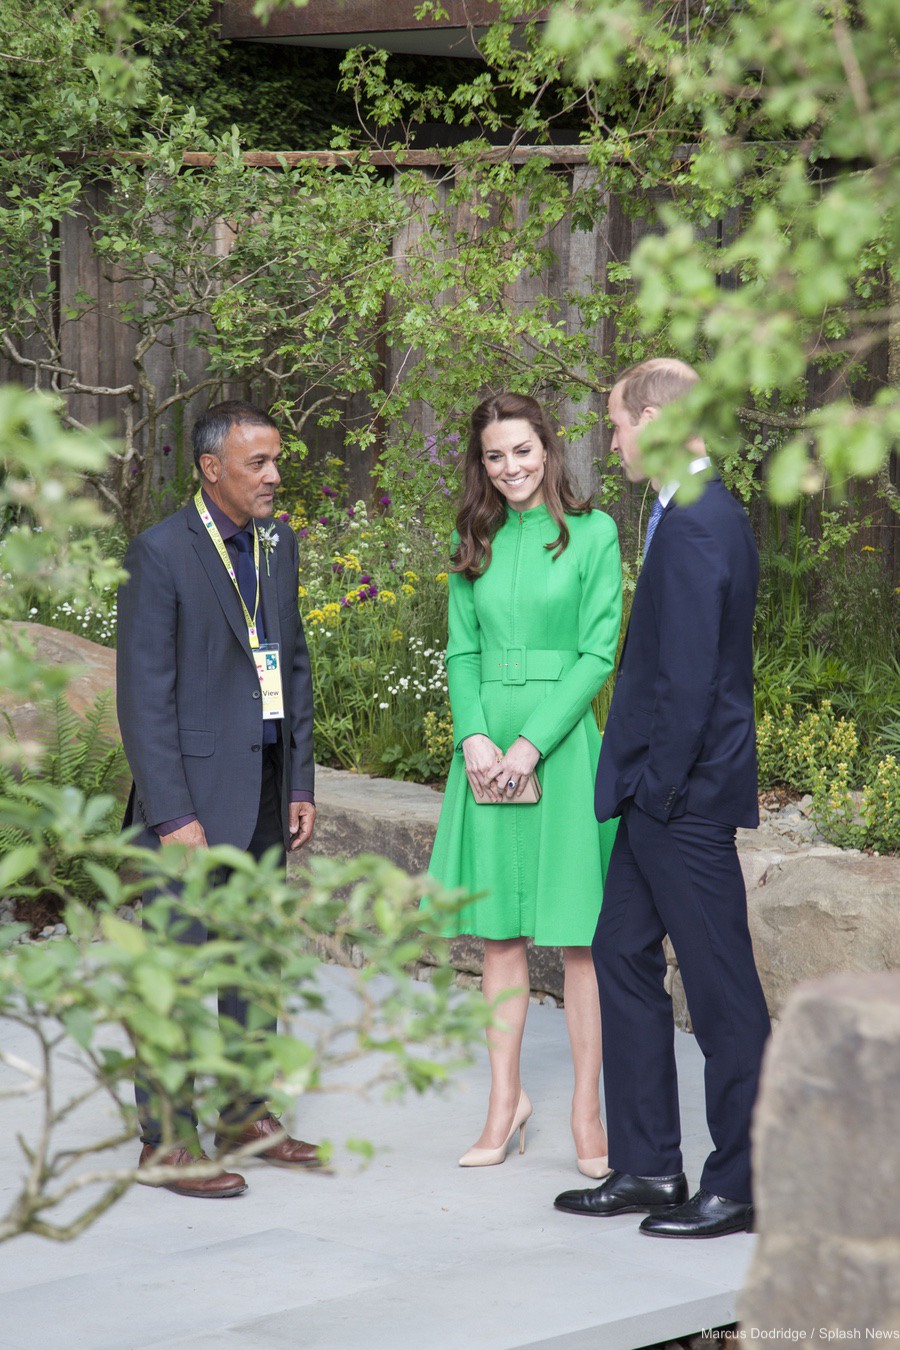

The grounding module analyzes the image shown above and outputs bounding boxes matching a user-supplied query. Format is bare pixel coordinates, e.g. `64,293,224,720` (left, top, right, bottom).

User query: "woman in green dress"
429,392,622,1173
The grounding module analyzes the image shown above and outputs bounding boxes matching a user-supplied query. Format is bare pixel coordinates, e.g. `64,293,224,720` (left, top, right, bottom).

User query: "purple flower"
318,516,329,526
389,560,396,570
379,495,392,508
298,528,309,539
366,584,379,599
359,573,371,584
162,444,172,457
339,596,349,607
279,512,290,522
322,486,337,498
131,463,139,476
346,506,355,518
332,562,344,575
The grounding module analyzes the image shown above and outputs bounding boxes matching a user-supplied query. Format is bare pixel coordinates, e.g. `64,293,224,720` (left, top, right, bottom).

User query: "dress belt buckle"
502,646,526,685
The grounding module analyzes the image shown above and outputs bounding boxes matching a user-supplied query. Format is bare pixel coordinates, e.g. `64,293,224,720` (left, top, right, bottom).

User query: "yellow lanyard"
194,490,261,648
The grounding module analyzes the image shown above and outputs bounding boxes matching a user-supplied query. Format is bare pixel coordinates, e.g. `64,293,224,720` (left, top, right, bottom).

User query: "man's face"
201,422,282,524
608,385,654,484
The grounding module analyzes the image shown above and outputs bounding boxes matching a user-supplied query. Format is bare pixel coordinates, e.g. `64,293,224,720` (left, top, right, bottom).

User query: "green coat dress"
428,503,622,946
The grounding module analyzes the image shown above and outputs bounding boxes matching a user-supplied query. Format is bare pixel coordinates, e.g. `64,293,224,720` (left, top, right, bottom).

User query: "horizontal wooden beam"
55,145,600,169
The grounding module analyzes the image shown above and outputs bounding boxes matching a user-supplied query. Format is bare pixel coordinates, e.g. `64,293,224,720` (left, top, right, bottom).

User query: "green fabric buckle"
501,646,527,684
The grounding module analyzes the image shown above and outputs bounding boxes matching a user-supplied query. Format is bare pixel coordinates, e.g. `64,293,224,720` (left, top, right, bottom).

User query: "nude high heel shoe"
573,1113,610,1178
458,1091,533,1167
577,1155,611,1179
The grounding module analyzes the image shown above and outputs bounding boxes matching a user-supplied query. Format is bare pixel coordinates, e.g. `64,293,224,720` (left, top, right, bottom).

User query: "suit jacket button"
251,744,261,752
252,690,261,699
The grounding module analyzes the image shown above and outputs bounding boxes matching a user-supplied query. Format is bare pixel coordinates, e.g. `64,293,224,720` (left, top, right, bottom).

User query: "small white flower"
256,523,280,575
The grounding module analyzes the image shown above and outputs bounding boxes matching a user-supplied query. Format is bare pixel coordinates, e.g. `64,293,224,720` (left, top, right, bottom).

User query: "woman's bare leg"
470,936,530,1149
563,945,606,1160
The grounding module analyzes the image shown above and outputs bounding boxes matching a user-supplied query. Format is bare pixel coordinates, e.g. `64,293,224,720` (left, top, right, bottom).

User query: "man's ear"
641,405,659,424
199,453,220,482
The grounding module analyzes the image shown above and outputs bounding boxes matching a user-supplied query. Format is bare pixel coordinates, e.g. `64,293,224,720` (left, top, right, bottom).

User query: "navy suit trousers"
136,746,285,1145
592,801,770,1203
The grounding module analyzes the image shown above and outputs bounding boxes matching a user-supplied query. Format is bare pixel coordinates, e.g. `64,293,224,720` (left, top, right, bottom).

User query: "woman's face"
480,417,547,512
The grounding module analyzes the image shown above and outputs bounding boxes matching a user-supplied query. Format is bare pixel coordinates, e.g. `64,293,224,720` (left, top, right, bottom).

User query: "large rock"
750,852,900,1016
1,621,118,748
740,973,900,1333
667,843,900,1030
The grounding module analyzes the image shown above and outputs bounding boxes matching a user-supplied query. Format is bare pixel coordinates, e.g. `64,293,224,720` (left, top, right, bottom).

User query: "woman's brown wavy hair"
450,392,592,580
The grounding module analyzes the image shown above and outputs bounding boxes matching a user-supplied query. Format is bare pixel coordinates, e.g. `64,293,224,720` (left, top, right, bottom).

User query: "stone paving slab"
0,965,753,1350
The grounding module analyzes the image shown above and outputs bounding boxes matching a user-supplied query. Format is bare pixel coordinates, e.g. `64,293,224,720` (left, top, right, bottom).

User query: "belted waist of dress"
481,648,580,685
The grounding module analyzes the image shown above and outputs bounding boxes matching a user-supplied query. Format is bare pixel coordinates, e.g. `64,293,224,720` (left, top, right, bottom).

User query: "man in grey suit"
117,400,320,1198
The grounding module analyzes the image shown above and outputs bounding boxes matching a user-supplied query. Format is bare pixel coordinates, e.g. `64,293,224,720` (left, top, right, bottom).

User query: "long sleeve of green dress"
429,504,622,947
445,533,491,749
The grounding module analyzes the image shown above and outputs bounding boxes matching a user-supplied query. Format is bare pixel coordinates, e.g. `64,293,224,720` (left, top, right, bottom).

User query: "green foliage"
0,121,409,535
0,385,124,704
811,755,900,856
289,494,452,779
544,0,900,499
0,695,129,926
756,700,862,797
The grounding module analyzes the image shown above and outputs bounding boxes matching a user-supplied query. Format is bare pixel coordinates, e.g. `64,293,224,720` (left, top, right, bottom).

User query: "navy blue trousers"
136,746,284,1146
592,801,770,1204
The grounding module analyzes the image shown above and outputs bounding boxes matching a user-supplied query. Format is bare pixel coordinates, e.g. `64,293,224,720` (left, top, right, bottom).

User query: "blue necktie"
232,529,277,744
231,528,259,619
644,499,664,558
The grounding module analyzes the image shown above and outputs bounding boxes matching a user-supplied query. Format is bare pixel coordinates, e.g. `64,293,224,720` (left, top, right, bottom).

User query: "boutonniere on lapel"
256,523,279,576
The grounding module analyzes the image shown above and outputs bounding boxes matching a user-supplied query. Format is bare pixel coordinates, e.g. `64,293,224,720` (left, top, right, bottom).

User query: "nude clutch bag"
465,769,542,805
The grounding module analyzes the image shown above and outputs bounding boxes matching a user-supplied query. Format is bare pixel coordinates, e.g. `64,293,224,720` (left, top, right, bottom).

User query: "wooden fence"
1,147,896,579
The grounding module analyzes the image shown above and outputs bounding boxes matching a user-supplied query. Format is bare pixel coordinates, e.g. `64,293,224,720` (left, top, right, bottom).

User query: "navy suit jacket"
116,503,314,851
595,475,759,828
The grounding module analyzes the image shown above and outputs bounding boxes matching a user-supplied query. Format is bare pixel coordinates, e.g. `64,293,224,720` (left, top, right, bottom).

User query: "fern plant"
0,693,129,928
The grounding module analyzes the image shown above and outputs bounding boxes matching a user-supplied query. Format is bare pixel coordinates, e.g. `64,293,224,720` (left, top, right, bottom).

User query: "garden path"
0,964,753,1350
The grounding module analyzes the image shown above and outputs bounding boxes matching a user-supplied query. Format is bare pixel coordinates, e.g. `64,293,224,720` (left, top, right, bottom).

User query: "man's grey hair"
191,401,279,472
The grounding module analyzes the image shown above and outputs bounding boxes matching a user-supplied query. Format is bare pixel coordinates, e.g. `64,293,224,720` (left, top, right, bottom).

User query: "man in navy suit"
118,401,321,1198
555,359,771,1238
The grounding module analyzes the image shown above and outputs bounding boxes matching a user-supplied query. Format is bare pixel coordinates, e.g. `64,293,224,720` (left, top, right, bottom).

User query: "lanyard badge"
194,489,262,648
194,493,283,716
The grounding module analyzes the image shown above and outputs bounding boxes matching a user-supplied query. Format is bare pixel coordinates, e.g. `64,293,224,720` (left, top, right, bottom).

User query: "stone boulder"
668,842,900,1030
1,621,118,749
750,852,900,1016
740,972,900,1333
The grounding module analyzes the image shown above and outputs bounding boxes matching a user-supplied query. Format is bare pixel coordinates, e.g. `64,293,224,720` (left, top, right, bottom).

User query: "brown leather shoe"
214,1113,323,1168
138,1143,247,1198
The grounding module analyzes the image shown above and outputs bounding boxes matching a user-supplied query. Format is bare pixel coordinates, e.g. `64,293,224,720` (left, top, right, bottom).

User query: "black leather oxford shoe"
639,1188,754,1238
554,1169,689,1216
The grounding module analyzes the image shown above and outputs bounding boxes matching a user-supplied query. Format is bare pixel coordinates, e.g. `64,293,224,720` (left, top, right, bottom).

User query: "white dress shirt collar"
658,455,712,509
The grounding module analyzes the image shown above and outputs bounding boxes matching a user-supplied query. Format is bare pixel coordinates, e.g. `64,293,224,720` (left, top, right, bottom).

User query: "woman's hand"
487,737,541,800
462,733,504,801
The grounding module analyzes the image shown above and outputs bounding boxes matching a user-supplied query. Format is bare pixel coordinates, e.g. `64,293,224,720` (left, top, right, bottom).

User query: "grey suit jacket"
116,503,314,851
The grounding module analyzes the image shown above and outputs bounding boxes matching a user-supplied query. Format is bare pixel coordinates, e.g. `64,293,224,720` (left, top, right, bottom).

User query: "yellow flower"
305,608,325,625
435,572,448,584
343,592,357,605
298,585,308,599
401,583,415,597
322,602,341,619
391,627,403,641
403,570,418,583
378,590,397,605
861,545,875,553
343,552,362,573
